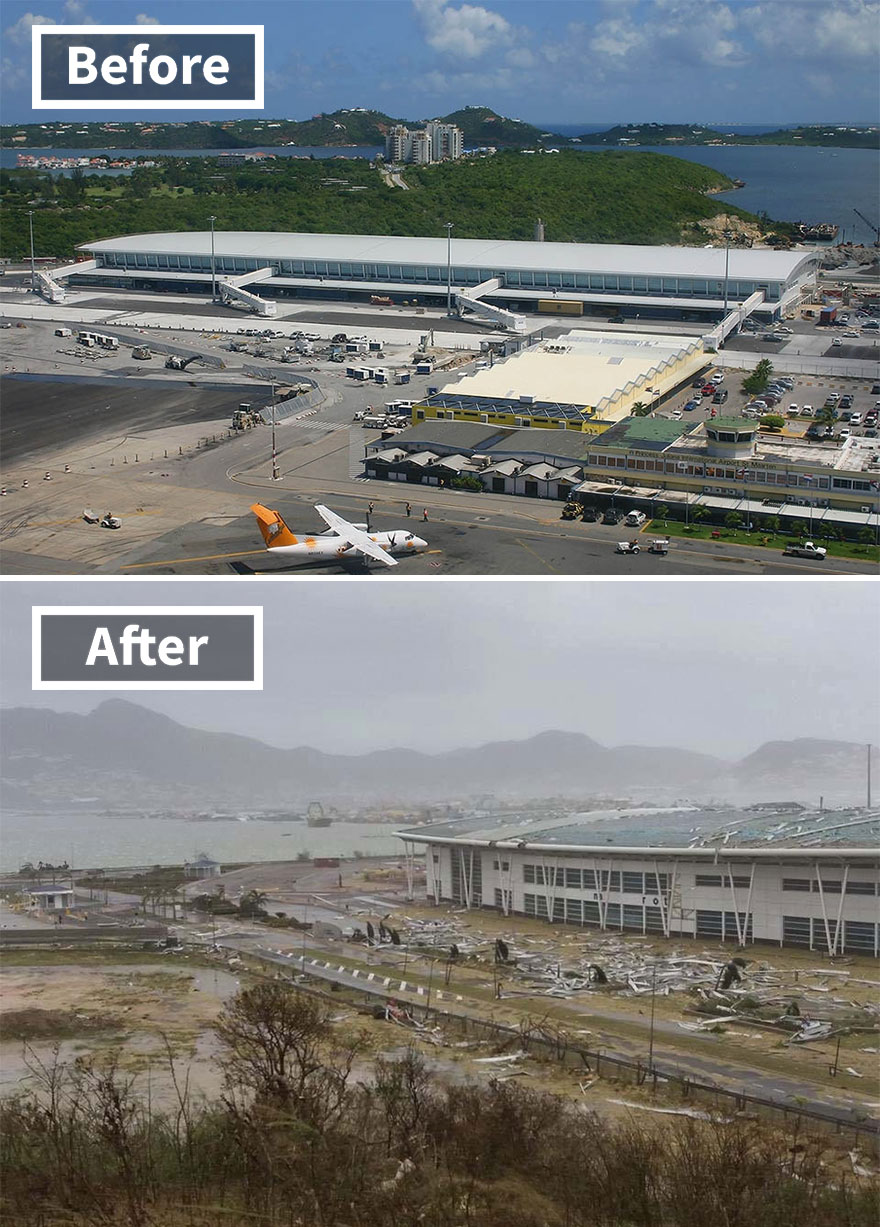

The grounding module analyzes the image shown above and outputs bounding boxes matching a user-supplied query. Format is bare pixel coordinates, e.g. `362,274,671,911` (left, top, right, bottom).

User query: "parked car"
838,395,853,409
581,506,601,522
603,508,625,525
684,399,700,411
801,404,813,416
850,413,863,426
839,428,851,439
701,384,715,396
831,338,843,347
712,389,729,404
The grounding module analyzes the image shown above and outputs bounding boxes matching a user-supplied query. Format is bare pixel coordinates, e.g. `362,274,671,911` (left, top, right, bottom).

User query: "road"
211,930,880,1134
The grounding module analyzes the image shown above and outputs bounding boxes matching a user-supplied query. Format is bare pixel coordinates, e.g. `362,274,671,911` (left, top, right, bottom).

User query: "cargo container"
538,299,584,316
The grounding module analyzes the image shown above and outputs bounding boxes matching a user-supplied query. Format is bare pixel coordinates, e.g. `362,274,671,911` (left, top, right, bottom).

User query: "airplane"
251,502,428,568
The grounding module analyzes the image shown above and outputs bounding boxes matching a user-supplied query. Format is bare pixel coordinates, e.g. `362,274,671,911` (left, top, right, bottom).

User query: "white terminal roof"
80,231,817,282
442,330,704,409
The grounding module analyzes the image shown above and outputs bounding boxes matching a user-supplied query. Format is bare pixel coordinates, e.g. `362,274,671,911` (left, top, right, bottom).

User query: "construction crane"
853,209,880,246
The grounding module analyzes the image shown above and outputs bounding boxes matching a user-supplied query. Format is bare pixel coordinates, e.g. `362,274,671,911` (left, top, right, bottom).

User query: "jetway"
703,289,766,350
456,286,526,332
218,271,277,317
34,269,67,304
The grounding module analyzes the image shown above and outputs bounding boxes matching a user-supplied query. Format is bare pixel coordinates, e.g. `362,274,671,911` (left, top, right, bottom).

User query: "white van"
624,510,647,527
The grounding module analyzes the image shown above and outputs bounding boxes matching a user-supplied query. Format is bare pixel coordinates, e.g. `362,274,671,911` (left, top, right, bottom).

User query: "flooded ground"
0,960,241,1106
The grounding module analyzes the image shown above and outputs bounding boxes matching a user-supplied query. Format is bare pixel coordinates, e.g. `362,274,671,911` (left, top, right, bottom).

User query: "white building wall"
420,844,879,955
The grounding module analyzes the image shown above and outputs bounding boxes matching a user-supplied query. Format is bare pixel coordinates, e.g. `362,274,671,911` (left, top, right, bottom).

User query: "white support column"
727,870,744,946
654,858,670,938
403,843,415,899
501,857,514,916
833,864,849,956
462,849,474,910
596,858,609,930
742,861,757,946
426,848,439,905
814,861,833,955
668,861,680,937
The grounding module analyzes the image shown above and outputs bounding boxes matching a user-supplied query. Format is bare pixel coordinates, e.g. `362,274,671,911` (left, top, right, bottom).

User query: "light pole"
722,229,734,322
271,384,280,481
208,214,217,302
647,959,658,1073
27,210,36,290
445,221,453,316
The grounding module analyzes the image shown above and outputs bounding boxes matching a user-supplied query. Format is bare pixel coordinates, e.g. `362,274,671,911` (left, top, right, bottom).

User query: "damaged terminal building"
397,809,880,957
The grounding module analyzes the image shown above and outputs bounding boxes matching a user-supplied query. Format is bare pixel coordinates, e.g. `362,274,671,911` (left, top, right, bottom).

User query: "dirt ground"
0,958,241,1105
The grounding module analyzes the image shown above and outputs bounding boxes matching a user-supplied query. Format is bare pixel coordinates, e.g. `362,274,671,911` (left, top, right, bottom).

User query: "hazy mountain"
0,701,869,811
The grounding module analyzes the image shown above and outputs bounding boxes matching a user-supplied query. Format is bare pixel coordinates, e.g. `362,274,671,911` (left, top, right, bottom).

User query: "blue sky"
2,0,878,127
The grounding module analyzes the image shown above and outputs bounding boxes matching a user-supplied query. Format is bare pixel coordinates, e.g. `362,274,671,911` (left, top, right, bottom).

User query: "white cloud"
3,12,56,46
135,13,160,25
62,0,97,21
412,0,513,58
740,0,879,61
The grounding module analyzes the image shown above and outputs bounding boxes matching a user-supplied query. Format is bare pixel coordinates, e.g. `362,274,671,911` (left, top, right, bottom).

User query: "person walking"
367,500,374,530
422,507,429,522
405,502,412,517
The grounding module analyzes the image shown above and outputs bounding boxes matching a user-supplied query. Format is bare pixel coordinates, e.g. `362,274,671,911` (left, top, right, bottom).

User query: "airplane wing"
314,504,398,567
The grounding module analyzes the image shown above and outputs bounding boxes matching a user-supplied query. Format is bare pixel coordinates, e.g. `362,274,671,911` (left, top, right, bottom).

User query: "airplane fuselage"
268,529,428,565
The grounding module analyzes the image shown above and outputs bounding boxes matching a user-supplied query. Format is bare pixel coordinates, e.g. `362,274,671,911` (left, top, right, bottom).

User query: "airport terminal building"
397,812,880,955
70,232,820,322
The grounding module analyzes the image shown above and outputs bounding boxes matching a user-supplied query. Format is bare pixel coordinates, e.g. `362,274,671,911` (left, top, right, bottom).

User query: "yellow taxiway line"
121,548,267,569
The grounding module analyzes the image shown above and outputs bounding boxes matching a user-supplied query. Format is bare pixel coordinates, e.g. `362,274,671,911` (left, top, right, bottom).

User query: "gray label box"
33,607,262,690
33,26,263,109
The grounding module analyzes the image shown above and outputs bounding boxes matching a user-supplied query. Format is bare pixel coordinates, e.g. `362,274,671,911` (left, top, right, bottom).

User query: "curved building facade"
73,231,819,318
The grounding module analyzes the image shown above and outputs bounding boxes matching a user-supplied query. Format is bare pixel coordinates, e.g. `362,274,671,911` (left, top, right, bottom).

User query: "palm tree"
240,890,269,918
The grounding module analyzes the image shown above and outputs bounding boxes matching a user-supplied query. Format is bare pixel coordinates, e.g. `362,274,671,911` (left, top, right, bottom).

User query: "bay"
0,811,402,871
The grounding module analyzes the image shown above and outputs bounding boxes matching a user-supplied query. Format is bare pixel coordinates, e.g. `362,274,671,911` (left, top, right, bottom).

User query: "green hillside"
576,122,879,150
0,148,765,260
1,107,548,151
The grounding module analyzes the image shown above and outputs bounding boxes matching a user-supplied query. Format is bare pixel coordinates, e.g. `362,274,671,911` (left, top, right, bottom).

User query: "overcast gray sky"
2,579,877,759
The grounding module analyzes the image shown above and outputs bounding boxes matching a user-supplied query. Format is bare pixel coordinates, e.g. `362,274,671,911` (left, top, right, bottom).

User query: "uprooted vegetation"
1,981,875,1227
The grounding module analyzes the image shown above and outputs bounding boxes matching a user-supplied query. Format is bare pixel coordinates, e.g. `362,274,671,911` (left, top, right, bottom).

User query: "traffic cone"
64,464,70,473
44,472,52,481
0,487,7,496
22,479,29,488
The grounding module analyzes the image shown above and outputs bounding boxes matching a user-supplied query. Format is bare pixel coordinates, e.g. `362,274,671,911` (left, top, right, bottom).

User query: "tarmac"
2,305,877,577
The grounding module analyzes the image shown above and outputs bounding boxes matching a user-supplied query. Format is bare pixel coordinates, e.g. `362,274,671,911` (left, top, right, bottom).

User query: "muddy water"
0,963,242,1107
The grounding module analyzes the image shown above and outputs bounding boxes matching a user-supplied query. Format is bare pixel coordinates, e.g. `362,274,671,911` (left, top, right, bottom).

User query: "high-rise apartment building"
385,122,463,165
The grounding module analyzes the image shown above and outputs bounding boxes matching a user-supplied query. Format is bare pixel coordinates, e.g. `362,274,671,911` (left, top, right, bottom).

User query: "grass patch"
1,1007,123,1041
653,520,880,563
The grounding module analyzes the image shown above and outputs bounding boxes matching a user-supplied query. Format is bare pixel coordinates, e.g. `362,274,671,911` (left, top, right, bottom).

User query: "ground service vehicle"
783,541,827,560
648,539,670,554
616,540,641,554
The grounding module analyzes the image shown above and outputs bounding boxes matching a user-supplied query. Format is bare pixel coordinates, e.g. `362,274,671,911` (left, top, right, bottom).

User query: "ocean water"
0,811,403,872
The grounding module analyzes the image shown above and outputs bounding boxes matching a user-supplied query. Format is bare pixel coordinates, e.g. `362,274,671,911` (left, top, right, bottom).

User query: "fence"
232,942,880,1151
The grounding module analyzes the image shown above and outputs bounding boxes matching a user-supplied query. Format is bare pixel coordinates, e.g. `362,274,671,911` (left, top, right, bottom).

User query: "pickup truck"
783,541,827,560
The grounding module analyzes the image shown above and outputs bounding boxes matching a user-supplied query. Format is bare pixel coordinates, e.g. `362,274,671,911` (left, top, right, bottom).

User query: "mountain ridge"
0,701,869,809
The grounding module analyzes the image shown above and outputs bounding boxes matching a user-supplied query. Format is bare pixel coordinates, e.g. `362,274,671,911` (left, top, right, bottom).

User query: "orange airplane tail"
251,503,299,549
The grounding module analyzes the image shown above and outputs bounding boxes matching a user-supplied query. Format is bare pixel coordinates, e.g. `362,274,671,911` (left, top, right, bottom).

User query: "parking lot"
656,351,880,444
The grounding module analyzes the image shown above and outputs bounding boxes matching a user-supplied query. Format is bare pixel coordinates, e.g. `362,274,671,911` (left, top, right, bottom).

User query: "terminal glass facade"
92,249,786,303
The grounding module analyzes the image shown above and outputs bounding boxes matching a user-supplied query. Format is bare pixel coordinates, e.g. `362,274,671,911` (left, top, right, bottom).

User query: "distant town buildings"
385,121,464,165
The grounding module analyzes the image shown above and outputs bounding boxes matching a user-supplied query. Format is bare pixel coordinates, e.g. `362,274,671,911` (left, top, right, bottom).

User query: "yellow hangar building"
415,329,707,434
